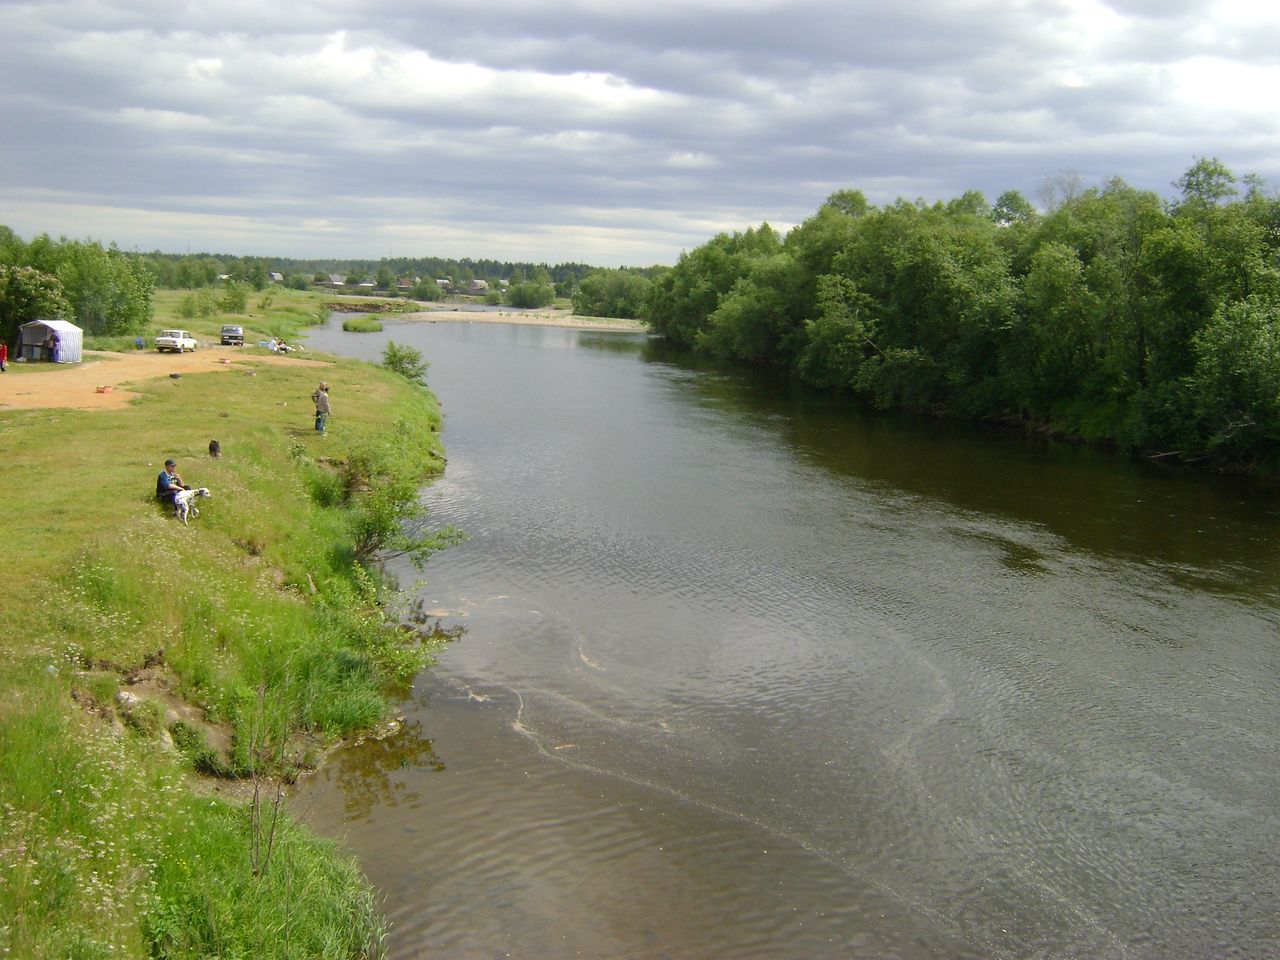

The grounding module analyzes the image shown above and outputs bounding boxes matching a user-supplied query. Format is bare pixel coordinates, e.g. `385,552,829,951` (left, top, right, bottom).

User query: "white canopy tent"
20,318,83,363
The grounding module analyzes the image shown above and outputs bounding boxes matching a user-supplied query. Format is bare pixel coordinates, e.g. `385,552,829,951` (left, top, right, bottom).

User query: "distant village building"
326,274,345,286
467,279,489,294
269,272,284,283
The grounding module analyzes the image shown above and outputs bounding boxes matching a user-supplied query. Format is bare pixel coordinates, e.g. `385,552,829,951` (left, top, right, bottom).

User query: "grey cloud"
1,0,1276,264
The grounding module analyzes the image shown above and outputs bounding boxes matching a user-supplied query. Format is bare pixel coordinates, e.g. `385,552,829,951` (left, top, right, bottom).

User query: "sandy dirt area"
1,311,643,412
0,349,331,411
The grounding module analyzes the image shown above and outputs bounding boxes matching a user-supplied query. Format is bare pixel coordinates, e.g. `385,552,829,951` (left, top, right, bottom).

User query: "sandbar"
400,306,647,333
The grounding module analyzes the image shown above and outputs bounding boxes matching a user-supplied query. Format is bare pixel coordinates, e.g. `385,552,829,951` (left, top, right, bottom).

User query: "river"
291,317,1280,960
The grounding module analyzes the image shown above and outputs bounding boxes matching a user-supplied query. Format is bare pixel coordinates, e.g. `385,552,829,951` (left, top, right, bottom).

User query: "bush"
176,288,217,321
505,281,555,308
572,268,651,318
381,341,429,384
122,697,164,737
342,317,383,333
219,282,248,314
408,279,443,301
169,720,231,777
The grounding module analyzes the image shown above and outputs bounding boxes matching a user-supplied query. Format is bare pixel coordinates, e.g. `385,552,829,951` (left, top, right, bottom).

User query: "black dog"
209,439,221,459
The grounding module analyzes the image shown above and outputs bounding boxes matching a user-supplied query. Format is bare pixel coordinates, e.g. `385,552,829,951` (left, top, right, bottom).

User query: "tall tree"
0,265,72,346
55,241,155,335
572,269,651,319
1175,156,1237,209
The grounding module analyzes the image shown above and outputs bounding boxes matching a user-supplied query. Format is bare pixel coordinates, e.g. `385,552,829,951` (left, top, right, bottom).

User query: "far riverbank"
401,303,647,332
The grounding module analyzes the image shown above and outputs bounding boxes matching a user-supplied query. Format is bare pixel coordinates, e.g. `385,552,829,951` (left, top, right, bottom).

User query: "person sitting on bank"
156,458,189,510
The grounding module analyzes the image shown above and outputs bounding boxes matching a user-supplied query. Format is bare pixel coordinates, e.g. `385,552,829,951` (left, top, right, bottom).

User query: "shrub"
219,282,248,314
505,280,555,308
123,697,164,737
381,341,429,384
169,720,231,777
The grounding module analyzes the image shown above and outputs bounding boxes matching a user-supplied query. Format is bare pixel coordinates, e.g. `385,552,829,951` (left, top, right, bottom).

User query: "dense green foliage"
572,268,652,318
408,277,445,301
644,160,1280,470
504,278,556,308
0,230,155,342
0,264,73,340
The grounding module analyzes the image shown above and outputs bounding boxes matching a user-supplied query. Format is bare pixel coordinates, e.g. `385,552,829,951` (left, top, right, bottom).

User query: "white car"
155,329,198,353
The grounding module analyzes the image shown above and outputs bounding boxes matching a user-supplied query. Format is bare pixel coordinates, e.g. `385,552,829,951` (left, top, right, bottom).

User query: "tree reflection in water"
326,617,465,821
328,716,446,821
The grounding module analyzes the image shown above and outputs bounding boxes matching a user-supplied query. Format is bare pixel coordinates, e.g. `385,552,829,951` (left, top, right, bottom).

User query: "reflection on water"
318,718,446,823
947,528,1053,577
637,338,1280,596
293,318,1280,960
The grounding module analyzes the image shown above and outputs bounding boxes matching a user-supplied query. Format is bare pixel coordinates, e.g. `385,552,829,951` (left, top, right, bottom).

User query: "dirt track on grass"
0,349,332,411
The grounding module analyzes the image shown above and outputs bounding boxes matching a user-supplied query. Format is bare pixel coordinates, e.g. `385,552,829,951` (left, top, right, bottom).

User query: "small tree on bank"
381,341,429,384
505,281,555,308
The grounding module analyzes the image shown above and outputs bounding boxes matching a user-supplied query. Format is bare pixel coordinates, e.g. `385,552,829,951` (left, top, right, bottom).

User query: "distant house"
327,274,345,286
269,272,284,283
467,279,489,294
436,278,453,293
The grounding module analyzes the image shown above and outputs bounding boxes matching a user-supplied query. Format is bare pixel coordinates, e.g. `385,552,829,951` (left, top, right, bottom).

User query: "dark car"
220,324,244,346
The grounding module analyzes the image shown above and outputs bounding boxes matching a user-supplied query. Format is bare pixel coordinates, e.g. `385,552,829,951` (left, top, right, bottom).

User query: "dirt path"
0,348,332,411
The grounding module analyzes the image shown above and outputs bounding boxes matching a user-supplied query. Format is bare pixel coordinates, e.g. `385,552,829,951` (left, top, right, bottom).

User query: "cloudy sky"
1,0,1277,267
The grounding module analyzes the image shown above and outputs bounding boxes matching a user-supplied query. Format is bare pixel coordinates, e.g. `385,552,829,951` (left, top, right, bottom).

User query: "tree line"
138,251,623,298
0,224,662,347
642,159,1280,471
0,227,155,345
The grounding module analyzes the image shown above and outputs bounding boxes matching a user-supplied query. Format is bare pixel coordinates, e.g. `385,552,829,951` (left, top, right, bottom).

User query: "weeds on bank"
341,316,384,333
1,688,385,960
0,347,449,958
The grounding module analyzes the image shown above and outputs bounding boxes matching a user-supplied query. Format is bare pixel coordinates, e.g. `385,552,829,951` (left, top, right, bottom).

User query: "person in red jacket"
0,340,8,372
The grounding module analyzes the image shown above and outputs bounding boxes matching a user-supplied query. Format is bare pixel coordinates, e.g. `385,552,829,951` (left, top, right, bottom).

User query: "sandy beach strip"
399,306,647,332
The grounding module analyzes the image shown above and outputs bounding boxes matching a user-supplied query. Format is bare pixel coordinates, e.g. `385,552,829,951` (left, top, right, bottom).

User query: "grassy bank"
0,333,449,957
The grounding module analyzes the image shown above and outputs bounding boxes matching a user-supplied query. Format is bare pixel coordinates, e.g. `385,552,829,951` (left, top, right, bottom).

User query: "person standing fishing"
312,381,331,434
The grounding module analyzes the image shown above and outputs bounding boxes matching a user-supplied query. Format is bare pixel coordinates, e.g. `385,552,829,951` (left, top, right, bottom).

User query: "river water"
292,317,1280,960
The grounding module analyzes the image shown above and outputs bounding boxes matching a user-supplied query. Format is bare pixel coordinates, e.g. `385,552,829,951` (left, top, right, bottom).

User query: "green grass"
341,317,384,333
0,324,448,958
133,287,406,350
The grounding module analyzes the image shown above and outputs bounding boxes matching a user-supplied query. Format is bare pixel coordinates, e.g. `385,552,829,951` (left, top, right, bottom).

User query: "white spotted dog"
173,487,211,525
